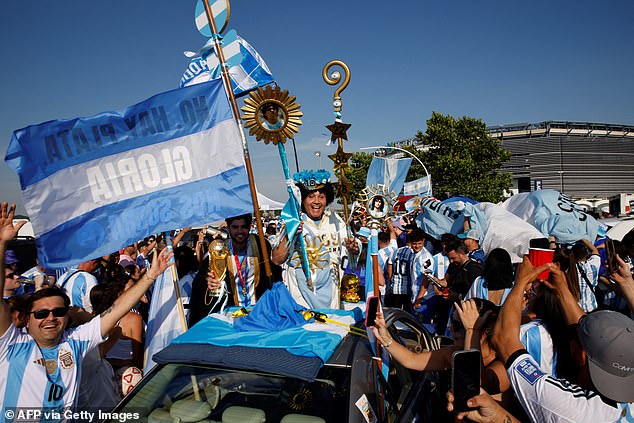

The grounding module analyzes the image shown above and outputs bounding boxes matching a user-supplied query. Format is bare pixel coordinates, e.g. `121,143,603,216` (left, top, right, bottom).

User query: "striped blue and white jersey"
465,277,512,306
57,268,97,313
411,248,434,302
378,240,397,296
432,252,449,280
519,319,557,377
0,317,104,414
388,246,415,296
56,269,98,313
577,254,600,312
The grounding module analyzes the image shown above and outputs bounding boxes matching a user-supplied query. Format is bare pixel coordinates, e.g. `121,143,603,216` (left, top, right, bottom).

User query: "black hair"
446,240,468,255
372,196,385,208
89,284,108,315
440,233,457,244
407,228,425,243
378,231,390,244
483,248,514,290
298,184,335,207
174,245,198,278
226,213,253,226
452,298,500,339
25,286,70,314
571,242,590,262
532,286,578,382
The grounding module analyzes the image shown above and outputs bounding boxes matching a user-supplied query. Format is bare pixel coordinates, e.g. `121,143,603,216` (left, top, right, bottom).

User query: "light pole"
314,151,322,168
360,145,432,195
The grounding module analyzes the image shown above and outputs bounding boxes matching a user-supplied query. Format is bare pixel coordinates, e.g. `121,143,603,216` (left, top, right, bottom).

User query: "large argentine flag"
501,190,599,244
180,30,275,98
366,156,412,195
5,79,252,267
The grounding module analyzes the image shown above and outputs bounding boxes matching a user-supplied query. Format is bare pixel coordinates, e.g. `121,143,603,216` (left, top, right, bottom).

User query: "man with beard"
188,213,282,326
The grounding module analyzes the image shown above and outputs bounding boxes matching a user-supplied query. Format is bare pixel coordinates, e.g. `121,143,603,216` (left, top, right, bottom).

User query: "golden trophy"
207,239,229,297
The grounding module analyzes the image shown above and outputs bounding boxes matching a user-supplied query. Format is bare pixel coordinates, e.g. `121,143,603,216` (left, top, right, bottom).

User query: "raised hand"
0,203,26,243
147,247,174,280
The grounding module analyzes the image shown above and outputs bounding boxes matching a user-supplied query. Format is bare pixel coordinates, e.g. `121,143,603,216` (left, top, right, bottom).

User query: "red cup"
528,248,554,280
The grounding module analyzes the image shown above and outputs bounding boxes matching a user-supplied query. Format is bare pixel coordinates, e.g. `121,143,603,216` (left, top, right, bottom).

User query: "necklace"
234,249,249,305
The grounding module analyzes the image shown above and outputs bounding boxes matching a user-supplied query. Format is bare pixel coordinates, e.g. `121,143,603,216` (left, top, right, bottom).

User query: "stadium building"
489,121,634,213
384,121,634,214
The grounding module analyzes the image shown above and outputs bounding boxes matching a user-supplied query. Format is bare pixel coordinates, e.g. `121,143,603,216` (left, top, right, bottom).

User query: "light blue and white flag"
462,202,543,264
414,197,465,239
5,79,252,268
366,156,412,195
144,266,184,374
180,30,275,98
173,283,362,363
501,190,599,244
194,0,228,37
404,175,432,196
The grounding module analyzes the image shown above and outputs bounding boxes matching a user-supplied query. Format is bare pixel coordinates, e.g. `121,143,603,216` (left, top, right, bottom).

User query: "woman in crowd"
465,248,514,306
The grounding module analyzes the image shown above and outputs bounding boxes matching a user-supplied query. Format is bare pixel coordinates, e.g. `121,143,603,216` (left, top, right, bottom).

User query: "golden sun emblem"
292,236,328,271
241,85,303,145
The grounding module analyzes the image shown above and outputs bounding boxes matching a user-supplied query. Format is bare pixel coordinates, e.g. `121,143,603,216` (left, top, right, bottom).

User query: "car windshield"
109,363,350,422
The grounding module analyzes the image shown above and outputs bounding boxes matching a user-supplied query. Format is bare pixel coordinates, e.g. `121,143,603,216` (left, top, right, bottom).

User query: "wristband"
383,338,394,348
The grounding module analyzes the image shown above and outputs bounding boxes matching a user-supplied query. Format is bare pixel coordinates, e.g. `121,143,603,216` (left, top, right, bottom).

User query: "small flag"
404,175,432,196
143,267,184,374
180,30,275,98
194,0,228,37
366,156,412,195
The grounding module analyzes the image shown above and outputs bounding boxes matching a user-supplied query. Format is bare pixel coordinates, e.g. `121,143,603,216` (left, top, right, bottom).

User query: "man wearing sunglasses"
2,268,21,299
0,202,173,414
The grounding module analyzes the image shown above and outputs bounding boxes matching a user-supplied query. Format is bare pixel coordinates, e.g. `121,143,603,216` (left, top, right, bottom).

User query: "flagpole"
201,0,273,279
361,145,433,195
164,232,201,400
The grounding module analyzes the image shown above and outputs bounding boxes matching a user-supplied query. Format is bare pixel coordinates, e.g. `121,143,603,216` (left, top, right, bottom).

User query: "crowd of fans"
1,167,634,421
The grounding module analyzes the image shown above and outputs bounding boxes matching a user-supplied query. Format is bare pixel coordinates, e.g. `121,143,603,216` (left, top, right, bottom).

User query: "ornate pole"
323,60,353,222
201,0,272,278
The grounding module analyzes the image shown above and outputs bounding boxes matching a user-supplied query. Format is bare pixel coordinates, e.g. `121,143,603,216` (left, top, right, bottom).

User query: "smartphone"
605,239,617,273
529,237,550,249
451,350,481,412
365,296,380,327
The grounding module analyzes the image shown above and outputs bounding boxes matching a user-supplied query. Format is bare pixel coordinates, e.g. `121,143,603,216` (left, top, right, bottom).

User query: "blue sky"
2,0,633,214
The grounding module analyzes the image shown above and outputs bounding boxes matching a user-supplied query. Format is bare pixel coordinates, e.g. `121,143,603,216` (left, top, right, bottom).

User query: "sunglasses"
5,272,17,279
31,307,69,319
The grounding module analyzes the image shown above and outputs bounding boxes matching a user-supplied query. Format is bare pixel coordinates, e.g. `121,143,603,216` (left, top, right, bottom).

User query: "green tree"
345,152,374,202
413,112,511,203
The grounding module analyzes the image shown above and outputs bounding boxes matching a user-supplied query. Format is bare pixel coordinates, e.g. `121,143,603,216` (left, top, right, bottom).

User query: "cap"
577,310,634,402
392,219,404,230
118,258,135,268
293,169,331,191
5,250,18,265
356,227,371,239
457,229,479,241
